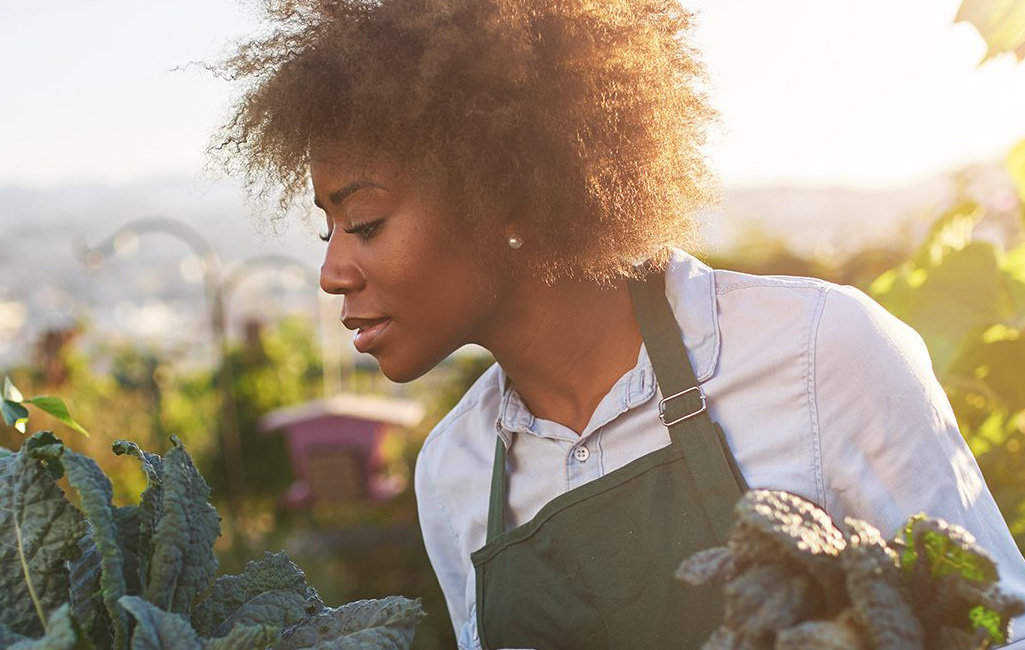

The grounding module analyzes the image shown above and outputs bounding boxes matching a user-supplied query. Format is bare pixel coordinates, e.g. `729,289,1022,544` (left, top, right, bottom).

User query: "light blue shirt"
415,250,1025,649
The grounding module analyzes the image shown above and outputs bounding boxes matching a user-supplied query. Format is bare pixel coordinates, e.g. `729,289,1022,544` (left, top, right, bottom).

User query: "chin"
375,354,439,384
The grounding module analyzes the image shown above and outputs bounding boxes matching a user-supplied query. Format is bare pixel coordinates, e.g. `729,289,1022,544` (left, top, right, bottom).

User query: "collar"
493,249,721,446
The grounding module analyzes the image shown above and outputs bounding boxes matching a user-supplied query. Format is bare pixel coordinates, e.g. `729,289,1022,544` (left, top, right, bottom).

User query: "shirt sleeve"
812,284,1025,642
414,443,474,642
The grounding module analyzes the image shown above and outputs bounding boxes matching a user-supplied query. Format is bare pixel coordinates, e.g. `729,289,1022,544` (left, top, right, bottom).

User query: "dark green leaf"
0,435,85,637
25,431,65,480
200,625,278,650
7,604,90,650
59,451,129,649
275,597,424,650
2,399,28,433
120,596,201,650
0,622,28,647
69,530,113,650
23,397,89,437
113,441,164,594
142,443,220,616
115,506,143,596
192,551,322,638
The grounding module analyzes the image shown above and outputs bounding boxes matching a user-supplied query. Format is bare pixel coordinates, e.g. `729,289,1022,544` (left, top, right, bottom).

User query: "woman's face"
312,152,510,383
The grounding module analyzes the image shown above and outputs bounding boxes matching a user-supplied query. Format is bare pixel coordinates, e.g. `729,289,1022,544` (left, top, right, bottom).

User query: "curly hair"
214,0,719,282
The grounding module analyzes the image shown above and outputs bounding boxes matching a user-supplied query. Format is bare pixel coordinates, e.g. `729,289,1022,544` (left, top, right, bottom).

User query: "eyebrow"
314,180,384,210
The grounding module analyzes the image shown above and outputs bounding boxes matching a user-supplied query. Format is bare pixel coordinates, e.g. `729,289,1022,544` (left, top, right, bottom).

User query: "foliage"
679,490,1024,649
201,316,323,501
0,430,424,650
2,376,88,437
867,155,1025,550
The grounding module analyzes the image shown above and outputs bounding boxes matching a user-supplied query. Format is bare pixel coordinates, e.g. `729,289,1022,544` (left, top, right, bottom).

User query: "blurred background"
2,0,1024,647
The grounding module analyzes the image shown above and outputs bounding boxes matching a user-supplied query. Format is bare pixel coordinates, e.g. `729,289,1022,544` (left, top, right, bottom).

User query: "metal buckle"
658,386,706,427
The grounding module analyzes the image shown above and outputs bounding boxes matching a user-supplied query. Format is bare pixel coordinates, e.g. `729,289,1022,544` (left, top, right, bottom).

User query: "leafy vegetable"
0,432,85,638
0,429,425,650
679,490,1024,649
191,552,323,638
140,441,220,617
121,596,201,650
275,597,426,650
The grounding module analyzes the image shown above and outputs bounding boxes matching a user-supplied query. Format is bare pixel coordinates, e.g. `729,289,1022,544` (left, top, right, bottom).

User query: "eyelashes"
346,218,384,240
319,218,385,243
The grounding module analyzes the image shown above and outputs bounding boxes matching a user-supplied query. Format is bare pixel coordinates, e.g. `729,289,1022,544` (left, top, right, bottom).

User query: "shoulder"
706,261,925,367
810,282,932,384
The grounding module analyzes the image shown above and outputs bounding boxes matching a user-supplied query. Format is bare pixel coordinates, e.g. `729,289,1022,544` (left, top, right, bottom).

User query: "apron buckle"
658,386,706,426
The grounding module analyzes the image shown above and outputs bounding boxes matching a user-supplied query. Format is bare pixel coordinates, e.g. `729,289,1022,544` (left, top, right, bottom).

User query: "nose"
319,242,366,295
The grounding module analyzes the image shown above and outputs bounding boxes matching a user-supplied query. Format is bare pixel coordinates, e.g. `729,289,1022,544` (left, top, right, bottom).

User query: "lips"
342,316,391,354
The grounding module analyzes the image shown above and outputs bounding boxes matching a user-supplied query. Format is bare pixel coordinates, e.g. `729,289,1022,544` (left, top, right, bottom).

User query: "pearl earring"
507,234,524,249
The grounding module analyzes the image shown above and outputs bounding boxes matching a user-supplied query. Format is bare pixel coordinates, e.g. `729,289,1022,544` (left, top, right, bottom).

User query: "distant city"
1,164,1019,370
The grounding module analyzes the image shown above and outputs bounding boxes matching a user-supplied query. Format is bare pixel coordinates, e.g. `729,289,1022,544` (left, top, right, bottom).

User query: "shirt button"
574,447,590,462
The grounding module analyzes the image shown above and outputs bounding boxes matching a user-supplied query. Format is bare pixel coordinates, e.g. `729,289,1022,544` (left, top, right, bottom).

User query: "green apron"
470,271,748,650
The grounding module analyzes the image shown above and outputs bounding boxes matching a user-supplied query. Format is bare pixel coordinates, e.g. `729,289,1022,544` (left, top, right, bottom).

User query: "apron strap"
487,434,507,542
627,270,743,543
485,268,744,544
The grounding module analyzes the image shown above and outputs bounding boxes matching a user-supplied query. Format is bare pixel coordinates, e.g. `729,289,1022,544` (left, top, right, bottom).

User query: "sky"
2,0,1024,191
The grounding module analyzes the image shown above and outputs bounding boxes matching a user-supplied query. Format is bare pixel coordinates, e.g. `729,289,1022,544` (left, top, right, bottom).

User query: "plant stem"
13,513,47,633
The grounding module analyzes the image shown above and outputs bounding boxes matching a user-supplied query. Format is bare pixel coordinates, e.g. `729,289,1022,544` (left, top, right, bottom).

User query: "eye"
319,230,332,243
344,218,385,241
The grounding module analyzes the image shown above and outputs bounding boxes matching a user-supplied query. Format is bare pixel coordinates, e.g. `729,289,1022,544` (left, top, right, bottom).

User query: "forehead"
310,148,403,190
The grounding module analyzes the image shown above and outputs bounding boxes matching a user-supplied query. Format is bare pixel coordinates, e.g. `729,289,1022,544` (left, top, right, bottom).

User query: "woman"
215,0,1025,647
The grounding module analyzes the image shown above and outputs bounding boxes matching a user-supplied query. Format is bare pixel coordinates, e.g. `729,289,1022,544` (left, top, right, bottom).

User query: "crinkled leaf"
208,591,320,642
23,396,89,437
68,530,110,648
120,596,201,650
71,508,143,649
142,442,220,616
900,518,997,582
115,506,143,596
898,515,1012,642
0,434,85,637
58,450,128,649
970,603,1008,644
0,623,28,647
25,431,66,480
201,624,278,650
113,441,164,594
7,604,89,650
2,399,28,433
192,551,323,638
275,596,425,650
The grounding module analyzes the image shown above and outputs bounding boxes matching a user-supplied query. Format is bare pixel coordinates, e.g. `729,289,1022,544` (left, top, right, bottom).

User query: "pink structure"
259,393,425,508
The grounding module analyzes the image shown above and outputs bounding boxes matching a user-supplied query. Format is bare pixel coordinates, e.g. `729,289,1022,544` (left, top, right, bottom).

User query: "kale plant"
678,490,1024,650
0,430,424,650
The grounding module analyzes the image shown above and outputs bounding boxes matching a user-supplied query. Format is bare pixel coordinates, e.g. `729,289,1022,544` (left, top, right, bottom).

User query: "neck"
477,277,643,435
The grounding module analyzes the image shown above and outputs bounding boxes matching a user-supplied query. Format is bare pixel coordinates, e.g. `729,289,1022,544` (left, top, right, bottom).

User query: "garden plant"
0,379,425,650
678,490,1025,649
